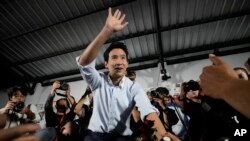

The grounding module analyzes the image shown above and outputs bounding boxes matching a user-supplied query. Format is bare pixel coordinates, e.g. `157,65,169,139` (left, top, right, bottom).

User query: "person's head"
126,70,136,81
146,88,155,101
233,67,249,80
103,42,129,79
155,87,172,103
8,87,26,103
56,98,70,114
155,87,170,99
183,80,201,103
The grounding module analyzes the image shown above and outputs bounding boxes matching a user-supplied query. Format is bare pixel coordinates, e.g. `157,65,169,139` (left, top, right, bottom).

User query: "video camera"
56,81,69,97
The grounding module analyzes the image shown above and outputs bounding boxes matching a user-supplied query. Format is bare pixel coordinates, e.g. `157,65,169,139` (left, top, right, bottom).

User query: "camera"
56,81,69,97
150,90,159,98
13,102,25,113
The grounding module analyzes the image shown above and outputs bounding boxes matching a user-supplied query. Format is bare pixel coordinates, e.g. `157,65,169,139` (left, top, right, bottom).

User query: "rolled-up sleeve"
76,56,101,91
132,83,159,121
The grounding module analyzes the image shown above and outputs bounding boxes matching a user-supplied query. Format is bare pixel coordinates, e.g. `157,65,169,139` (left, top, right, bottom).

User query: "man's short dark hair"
56,98,70,108
8,86,26,99
103,42,129,62
155,87,169,96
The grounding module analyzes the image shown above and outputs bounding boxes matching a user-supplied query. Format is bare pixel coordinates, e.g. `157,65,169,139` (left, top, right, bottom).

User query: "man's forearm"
45,94,54,109
222,79,250,119
67,96,76,105
74,99,85,117
146,112,166,136
0,108,8,114
79,25,113,66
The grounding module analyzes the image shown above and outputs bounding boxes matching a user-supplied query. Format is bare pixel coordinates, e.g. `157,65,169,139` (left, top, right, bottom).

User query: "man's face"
57,99,68,114
10,90,25,103
105,48,128,79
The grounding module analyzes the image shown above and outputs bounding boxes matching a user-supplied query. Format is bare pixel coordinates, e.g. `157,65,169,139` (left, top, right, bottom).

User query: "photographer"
74,86,93,118
181,78,250,141
73,86,93,140
179,80,205,141
36,81,76,141
0,86,38,129
149,87,178,133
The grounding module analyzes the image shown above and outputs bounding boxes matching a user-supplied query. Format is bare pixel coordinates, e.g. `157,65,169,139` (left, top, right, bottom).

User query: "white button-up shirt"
76,58,158,136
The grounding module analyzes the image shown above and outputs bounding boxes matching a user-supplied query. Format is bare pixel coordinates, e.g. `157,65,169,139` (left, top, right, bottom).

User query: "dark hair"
155,87,169,96
247,57,250,65
103,42,129,62
126,69,136,77
183,80,200,93
8,86,26,99
56,98,70,108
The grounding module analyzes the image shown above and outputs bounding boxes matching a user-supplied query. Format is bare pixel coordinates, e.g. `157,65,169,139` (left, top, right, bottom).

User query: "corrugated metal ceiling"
0,0,249,89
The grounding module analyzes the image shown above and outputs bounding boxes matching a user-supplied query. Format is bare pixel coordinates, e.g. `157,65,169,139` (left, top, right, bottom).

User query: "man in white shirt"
77,7,180,141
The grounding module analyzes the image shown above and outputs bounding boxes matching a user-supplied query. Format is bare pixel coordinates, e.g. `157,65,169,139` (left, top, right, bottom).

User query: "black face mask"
57,105,67,113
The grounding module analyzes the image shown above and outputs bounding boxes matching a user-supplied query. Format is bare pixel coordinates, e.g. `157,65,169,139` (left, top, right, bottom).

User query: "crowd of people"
0,7,249,141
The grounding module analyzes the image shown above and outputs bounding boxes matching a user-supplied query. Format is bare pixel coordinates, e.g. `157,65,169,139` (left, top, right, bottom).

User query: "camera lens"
13,102,25,113
150,90,158,98
59,82,69,91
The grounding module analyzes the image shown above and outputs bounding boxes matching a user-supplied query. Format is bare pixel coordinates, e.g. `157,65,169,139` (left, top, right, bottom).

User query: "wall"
0,52,249,107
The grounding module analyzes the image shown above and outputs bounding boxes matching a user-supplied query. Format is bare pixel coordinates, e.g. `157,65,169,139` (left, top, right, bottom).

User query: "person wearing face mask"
178,80,205,141
35,81,76,141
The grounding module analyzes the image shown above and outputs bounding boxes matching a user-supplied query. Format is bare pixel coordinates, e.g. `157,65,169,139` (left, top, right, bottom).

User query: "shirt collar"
108,75,126,88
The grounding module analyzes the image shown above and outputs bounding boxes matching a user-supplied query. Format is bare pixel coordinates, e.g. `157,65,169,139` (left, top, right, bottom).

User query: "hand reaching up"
105,8,128,33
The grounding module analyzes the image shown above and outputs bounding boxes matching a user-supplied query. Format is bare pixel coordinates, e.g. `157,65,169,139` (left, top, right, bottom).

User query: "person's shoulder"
99,71,105,76
127,80,145,94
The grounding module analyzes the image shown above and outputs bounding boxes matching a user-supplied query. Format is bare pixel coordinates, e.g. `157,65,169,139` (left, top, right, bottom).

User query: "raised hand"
51,81,60,95
4,101,15,113
200,54,238,99
105,8,128,33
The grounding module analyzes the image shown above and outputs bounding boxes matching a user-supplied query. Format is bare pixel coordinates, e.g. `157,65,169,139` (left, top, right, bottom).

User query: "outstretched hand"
105,8,128,33
199,54,238,99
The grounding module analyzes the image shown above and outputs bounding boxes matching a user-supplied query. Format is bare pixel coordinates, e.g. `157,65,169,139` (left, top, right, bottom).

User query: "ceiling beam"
40,46,250,86
12,30,156,66
166,47,250,65
35,42,250,83
8,11,250,66
162,37,250,58
161,10,250,31
1,0,136,42
153,0,167,76
41,62,158,86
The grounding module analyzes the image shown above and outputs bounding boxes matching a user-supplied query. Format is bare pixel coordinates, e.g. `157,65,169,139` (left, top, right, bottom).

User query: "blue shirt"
76,58,158,136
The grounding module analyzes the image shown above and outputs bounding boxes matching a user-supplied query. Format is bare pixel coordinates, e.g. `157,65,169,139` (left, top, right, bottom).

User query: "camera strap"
170,100,193,141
